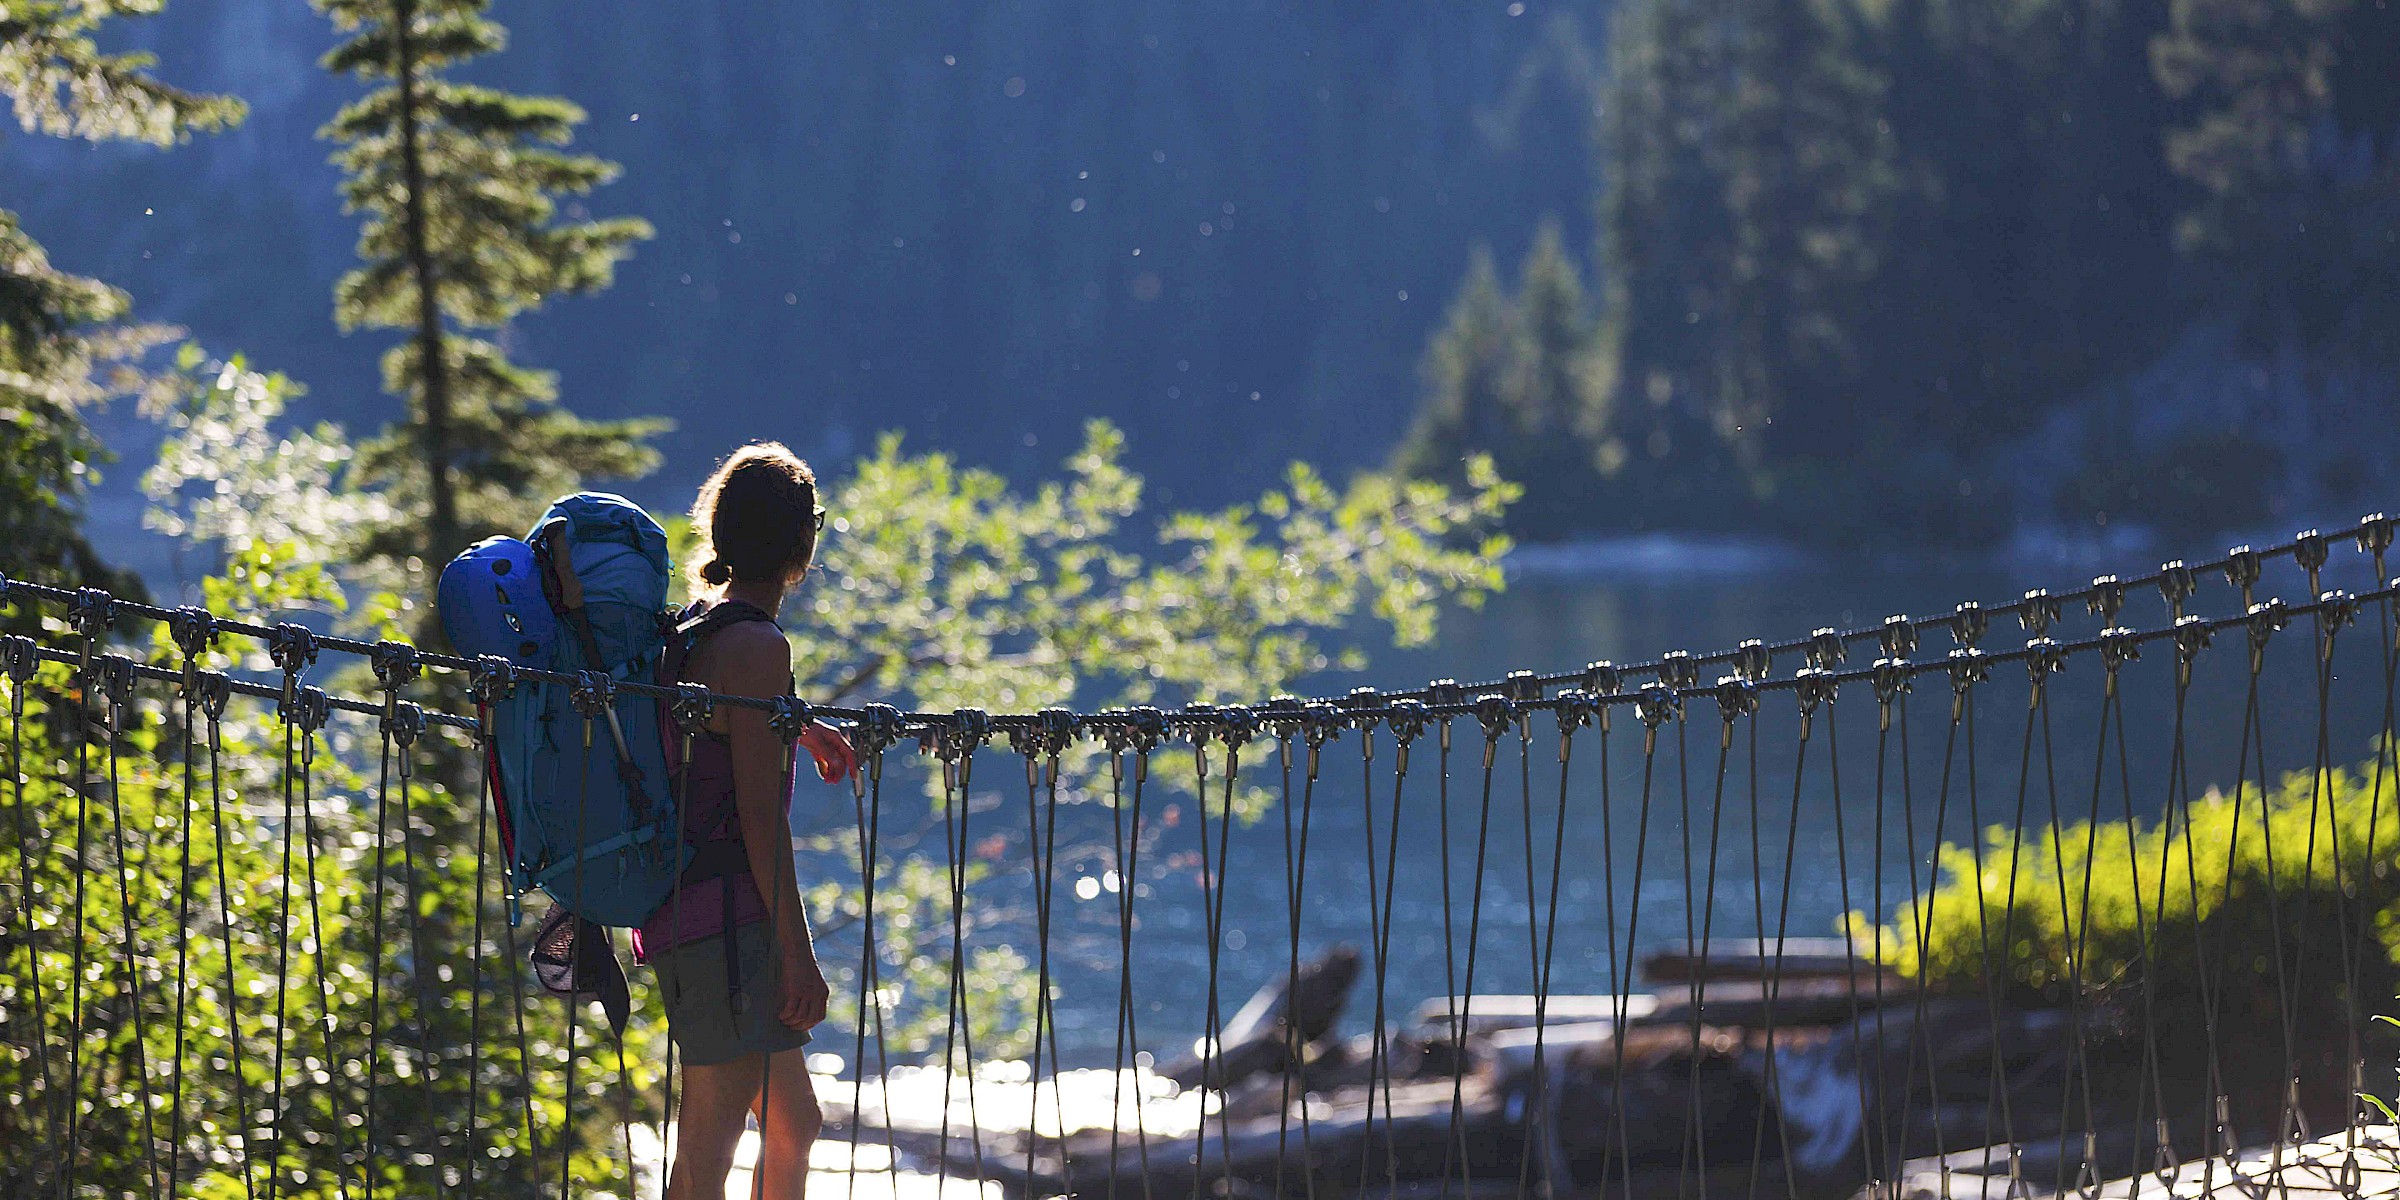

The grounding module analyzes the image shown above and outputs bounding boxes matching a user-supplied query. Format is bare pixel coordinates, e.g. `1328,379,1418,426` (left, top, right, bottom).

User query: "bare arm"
707,622,827,1028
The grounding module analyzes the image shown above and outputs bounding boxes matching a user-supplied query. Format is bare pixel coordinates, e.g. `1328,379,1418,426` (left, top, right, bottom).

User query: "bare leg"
751,1046,822,1200
669,1053,765,1200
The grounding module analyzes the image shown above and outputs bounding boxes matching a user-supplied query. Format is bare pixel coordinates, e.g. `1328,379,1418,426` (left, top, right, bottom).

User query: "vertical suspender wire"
1507,707,1545,1196
1898,674,1960,1200
1104,728,1156,1200
102,673,165,1198
2235,612,2308,1168
497,826,541,1191
1752,688,1811,1200
849,745,881,1197
2340,568,2399,1194
855,740,903,1193
265,696,300,1200
166,653,202,1198
1429,713,1464,1200
1680,696,1738,1195
2294,595,2359,1179
1438,706,1505,1200
1189,730,1220,1200
1865,674,1917,1193
1980,657,2040,1194
1358,715,1410,1197
2169,625,2238,1193
657,703,700,1195
7,652,61,1187
294,703,357,1200
1272,722,1324,1200
61,636,94,1200
1606,691,1669,1200
1017,738,1057,1195
559,708,596,1200
1040,737,1075,1199
1826,682,1892,1195
201,685,255,1200
396,711,448,1198
364,721,395,1195
1208,728,1246,1194
2034,661,2102,1198
466,707,496,1198
1957,661,2026,1188
936,731,990,1192
1521,701,1579,1198
2106,643,2173,1195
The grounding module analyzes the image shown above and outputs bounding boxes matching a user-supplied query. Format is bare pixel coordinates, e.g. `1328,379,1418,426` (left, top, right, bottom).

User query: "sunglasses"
812,506,827,532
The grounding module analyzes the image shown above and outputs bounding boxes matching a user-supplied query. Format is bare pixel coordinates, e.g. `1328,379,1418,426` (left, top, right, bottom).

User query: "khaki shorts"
652,921,812,1067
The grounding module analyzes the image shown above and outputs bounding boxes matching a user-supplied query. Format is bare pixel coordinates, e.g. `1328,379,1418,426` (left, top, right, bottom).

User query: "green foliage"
318,0,661,568
1392,229,1604,542
1877,753,2400,1131
0,0,245,144
2154,0,2400,342
785,421,1512,1046
0,1,241,610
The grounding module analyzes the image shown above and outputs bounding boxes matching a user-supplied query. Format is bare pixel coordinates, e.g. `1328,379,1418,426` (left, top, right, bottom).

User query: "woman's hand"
797,719,858,784
776,929,829,1031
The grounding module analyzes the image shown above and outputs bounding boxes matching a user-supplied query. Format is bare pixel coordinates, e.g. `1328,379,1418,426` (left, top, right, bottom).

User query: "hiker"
644,443,859,1200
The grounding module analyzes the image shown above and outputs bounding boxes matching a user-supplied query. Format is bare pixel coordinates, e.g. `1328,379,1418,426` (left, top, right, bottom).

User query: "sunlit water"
787,538,2390,1070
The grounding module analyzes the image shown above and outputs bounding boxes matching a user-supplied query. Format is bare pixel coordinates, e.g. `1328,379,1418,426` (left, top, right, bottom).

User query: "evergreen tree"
2154,0,2400,343
1392,246,1516,488
0,1,242,605
318,0,662,573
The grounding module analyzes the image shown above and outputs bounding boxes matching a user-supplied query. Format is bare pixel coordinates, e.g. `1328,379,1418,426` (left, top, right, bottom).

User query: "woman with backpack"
643,442,858,1200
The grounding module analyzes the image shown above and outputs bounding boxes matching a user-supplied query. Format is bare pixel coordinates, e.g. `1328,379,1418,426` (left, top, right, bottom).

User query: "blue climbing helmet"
437,492,687,927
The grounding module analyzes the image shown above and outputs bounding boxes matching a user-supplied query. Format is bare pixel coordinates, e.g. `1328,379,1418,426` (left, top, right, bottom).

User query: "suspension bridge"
4,517,2399,1199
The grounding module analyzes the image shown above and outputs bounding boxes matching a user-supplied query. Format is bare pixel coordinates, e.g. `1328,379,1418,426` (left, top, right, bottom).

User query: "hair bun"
699,559,733,585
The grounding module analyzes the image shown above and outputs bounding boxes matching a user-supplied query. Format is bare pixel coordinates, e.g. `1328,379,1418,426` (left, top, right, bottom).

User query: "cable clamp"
1582,661,1622,697
768,694,813,744
2318,589,2359,640
1473,693,1516,741
2087,575,2125,623
1714,676,1759,726
2159,560,2196,618
2019,589,2061,637
1553,688,1596,735
192,671,233,722
69,587,115,640
2099,626,2142,677
1871,657,1912,709
1805,628,1844,670
570,670,615,718
284,683,331,733
2246,598,2289,659
1657,649,1699,690
2357,513,2394,563
855,702,905,757
469,655,518,704
1503,669,1544,704
669,682,715,733
383,699,426,748
92,653,137,726
1880,615,1918,659
2025,637,2067,704
1,635,37,683
943,707,994,759
1338,686,1386,732
1634,680,1680,730
1383,698,1431,746
1212,704,1258,750
1952,601,1988,648
2223,545,2262,599
1733,639,1772,682
268,623,317,708
371,639,421,693
168,606,217,661
2295,527,2329,581
1262,694,1308,742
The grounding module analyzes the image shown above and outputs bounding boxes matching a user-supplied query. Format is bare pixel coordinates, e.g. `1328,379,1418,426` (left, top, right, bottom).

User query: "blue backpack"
437,493,688,928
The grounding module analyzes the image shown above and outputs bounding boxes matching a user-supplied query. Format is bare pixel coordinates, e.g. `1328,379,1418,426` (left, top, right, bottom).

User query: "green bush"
1878,754,2400,1135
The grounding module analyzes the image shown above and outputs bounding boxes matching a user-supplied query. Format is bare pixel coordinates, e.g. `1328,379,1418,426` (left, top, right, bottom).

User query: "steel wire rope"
363,713,397,1197
464,708,497,1198
2032,649,2103,1198
1824,679,1893,1197
935,723,991,1194
1015,727,1071,1198
1748,685,1813,1200
2098,637,2172,1198
1198,723,1247,1198
1517,698,1578,1199
1361,713,1414,1198
202,679,257,1200
5,644,62,1187
165,646,204,1199
1102,721,1157,1200
264,688,300,1200
1601,689,1670,1200
2335,551,2399,1197
292,699,357,1200
850,735,904,1197
1270,716,1325,1200
1679,689,1738,1197
61,629,96,1200
1435,703,1507,1200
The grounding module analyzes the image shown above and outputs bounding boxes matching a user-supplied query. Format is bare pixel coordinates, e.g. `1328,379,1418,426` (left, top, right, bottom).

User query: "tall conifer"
0,2,242,602
318,0,662,571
